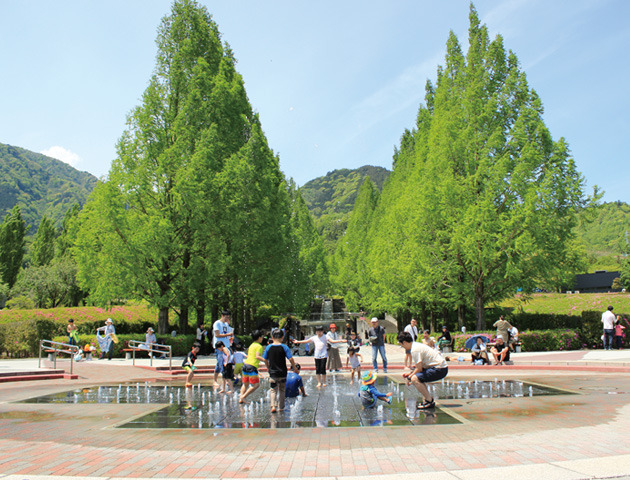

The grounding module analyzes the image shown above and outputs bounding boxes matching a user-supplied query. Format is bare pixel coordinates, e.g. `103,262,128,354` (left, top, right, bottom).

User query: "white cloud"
40,146,81,167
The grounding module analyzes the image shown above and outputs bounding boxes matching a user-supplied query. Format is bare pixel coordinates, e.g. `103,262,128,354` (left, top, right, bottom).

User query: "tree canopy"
73,0,321,333
339,5,594,329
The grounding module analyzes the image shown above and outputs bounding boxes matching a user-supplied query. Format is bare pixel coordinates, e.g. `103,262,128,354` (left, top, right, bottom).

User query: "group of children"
180,326,446,413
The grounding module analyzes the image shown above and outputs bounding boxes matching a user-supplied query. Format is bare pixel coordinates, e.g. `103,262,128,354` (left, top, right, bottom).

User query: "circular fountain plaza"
1,346,630,479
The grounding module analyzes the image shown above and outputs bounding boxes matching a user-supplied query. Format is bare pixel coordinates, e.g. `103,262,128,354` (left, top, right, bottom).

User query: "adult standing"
326,324,343,372
213,310,234,389
96,318,116,360
368,317,388,373
196,323,209,355
602,305,616,350
404,319,419,343
493,315,512,344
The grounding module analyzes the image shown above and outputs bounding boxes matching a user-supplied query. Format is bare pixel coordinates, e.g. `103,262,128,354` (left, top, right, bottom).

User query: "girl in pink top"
614,316,626,350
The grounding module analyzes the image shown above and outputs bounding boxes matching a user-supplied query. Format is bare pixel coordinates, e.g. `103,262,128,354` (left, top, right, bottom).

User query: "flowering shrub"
519,329,582,351
0,305,157,334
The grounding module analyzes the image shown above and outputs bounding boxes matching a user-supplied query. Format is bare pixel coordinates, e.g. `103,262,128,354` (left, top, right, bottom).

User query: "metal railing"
126,340,172,370
38,340,81,374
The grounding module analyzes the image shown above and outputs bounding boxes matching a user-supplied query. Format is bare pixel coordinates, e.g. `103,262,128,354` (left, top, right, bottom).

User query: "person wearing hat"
326,323,343,372
145,327,163,358
368,317,388,373
96,318,116,360
358,371,392,408
398,331,448,410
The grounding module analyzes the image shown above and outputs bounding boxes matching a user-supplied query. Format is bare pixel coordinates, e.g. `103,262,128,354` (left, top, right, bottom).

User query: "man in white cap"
368,317,388,372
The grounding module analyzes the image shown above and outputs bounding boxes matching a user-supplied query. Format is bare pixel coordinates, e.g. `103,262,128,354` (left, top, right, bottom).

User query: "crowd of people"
64,304,628,414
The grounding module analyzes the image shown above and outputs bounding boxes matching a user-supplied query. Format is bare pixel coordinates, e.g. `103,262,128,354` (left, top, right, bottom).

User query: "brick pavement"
0,350,629,479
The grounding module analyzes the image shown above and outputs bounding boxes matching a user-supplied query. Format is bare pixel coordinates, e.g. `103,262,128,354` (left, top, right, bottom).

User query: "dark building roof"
573,271,620,292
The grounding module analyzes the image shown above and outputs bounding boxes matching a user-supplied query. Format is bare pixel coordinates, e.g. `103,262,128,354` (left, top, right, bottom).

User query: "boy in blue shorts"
263,329,299,413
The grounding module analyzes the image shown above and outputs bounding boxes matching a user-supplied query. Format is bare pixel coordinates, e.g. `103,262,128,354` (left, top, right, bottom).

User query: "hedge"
52,334,197,358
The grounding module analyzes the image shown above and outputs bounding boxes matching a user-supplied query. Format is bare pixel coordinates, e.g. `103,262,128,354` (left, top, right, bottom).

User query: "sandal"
417,399,436,410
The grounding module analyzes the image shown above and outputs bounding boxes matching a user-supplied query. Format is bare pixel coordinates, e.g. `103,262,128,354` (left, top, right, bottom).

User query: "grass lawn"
501,292,630,315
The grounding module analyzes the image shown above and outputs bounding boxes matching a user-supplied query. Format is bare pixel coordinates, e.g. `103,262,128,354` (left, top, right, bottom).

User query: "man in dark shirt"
368,317,388,373
491,335,510,365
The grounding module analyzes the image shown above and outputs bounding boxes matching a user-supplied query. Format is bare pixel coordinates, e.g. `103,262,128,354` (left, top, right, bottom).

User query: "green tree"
56,203,81,258
75,0,301,334
342,5,594,330
286,184,330,314
0,205,26,288
333,178,380,312
11,257,80,308
31,215,56,267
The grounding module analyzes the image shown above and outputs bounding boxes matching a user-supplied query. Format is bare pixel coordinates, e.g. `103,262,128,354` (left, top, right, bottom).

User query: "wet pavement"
0,346,629,479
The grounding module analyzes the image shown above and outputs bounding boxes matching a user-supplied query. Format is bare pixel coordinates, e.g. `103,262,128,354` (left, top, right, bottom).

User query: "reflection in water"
19,377,572,429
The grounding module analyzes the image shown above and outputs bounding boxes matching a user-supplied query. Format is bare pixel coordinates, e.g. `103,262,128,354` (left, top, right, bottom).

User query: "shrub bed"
52,334,197,358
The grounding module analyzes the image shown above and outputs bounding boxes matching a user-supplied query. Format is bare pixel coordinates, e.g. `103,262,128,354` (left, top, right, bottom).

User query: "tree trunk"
420,303,429,332
179,305,189,334
195,297,205,327
442,306,449,329
158,307,169,334
475,294,485,331
457,304,466,331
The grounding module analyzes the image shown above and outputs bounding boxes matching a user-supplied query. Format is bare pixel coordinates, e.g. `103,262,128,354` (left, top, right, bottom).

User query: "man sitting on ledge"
491,335,510,365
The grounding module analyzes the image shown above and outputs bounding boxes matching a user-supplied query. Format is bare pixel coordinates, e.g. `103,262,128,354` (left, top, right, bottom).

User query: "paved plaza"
1,345,629,480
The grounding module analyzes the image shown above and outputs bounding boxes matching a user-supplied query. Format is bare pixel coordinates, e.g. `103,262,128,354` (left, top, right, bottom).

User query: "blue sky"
1,0,628,202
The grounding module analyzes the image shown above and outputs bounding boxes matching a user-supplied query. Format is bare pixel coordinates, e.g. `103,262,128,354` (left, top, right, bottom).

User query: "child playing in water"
358,371,392,408
263,329,299,413
346,347,363,385
232,343,246,387
182,342,201,388
214,341,234,394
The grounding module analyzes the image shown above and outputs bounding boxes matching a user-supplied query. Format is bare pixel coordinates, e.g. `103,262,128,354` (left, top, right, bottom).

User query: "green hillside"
575,201,630,271
300,165,390,252
0,143,97,232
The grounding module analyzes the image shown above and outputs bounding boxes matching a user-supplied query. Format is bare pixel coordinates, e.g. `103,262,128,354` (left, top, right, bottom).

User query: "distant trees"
0,205,26,289
31,216,55,267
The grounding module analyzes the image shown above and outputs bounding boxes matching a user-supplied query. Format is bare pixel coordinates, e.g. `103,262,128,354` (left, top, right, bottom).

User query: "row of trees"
1,1,329,336
3,3,610,335
0,204,83,309
332,6,596,330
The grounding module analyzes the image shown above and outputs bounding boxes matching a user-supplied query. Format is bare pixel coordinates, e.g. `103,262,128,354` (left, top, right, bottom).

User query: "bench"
44,349,56,361
122,348,136,360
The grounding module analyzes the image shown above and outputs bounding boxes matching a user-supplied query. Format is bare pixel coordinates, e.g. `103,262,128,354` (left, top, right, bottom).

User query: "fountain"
20,377,573,429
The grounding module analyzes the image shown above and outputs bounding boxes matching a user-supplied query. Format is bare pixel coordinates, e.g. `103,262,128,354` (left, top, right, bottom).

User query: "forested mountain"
0,143,97,231
300,165,390,252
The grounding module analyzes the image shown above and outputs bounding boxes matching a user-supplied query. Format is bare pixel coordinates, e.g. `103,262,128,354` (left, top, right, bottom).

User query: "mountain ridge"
0,142,98,231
